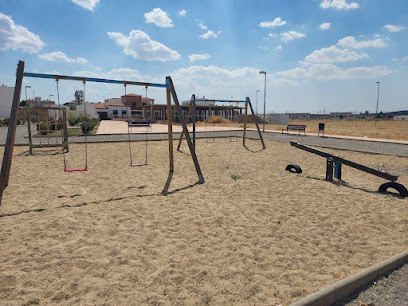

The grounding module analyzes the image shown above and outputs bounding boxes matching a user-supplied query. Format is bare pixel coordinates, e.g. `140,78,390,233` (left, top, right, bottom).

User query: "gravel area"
2,125,407,305
335,263,408,306
5,126,408,157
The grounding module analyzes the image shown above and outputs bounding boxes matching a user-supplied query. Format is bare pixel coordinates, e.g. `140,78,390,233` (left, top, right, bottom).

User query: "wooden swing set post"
167,77,204,184
246,97,266,149
243,102,248,147
177,100,193,151
25,107,33,155
0,61,24,205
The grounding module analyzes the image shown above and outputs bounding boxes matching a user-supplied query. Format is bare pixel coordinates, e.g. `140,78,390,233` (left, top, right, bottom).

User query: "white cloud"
144,8,174,28
200,30,221,39
403,56,408,61
320,22,331,30
198,20,207,30
274,45,282,52
72,0,99,11
277,63,391,80
74,68,144,81
280,31,306,42
384,24,406,32
188,53,211,62
319,0,359,10
259,17,287,28
0,12,45,53
107,30,180,61
305,45,368,63
39,51,88,64
337,36,387,48
178,10,186,17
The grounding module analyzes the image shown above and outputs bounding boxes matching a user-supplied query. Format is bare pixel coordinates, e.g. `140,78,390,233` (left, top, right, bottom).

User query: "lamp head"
25,85,31,88
376,81,380,84
259,71,266,75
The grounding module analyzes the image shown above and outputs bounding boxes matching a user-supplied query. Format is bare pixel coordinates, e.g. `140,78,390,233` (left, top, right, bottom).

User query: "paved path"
2,125,408,157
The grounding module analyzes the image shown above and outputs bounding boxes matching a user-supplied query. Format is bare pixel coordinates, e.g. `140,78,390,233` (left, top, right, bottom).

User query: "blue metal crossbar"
195,98,247,103
23,72,167,88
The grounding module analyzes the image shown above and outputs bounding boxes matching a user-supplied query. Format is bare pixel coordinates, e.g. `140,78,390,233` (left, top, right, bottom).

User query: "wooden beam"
243,102,248,147
290,141,398,181
247,98,266,149
0,61,25,204
177,101,193,151
167,77,204,184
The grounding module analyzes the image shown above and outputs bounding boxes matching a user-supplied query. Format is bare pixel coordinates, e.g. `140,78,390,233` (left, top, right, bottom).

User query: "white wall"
68,102,98,119
269,114,289,125
0,86,15,118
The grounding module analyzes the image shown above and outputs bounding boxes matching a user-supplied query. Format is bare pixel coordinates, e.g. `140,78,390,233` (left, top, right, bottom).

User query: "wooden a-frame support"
162,78,205,195
0,61,24,205
177,95,266,151
0,62,205,204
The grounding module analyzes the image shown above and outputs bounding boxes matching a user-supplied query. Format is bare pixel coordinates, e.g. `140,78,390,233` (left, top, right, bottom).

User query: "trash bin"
318,123,325,136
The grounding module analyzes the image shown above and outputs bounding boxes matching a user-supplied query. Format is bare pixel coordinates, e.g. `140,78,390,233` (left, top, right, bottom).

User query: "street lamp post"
49,94,54,101
256,90,260,115
375,81,380,126
25,85,31,101
259,71,267,132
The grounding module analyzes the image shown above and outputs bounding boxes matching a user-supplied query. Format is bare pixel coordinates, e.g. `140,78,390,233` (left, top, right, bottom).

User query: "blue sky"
0,0,407,114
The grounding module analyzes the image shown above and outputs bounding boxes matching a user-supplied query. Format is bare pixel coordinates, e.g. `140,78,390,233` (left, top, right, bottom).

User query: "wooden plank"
192,95,196,149
243,102,248,146
0,61,25,204
25,107,33,155
247,98,266,149
177,101,193,151
167,77,204,184
290,141,398,181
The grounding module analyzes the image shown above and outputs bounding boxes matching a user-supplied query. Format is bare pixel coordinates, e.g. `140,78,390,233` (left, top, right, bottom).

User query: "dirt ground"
0,139,407,305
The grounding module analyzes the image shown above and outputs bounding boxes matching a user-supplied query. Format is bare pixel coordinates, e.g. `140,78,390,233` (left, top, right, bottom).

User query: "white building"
269,114,289,125
393,115,408,120
0,86,15,118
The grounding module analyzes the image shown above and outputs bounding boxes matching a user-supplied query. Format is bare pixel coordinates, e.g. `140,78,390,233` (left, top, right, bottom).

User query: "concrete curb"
290,249,408,306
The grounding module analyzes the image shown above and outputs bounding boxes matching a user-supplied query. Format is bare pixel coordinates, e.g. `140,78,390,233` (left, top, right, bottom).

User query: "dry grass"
219,119,407,141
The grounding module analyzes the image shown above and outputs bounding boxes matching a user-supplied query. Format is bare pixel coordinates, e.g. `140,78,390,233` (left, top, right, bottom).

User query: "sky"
0,0,407,114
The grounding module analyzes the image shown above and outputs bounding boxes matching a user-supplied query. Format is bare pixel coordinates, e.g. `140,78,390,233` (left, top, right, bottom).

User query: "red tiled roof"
93,103,108,109
105,102,126,107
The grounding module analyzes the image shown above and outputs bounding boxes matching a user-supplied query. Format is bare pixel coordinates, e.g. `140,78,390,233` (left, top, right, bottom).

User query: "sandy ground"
0,139,407,305
96,121,243,134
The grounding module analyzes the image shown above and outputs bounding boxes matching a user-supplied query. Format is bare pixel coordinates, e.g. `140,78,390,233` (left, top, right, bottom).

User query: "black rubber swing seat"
285,164,302,174
378,182,408,197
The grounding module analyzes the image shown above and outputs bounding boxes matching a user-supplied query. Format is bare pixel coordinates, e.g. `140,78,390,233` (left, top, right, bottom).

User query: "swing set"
177,95,266,151
0,61,204,204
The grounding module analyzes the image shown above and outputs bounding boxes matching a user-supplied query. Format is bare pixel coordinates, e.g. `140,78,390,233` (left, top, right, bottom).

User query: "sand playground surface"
0,138,407,305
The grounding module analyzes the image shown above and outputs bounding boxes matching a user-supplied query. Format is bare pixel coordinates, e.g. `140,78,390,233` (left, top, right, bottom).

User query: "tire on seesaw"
285,164,302,174
378,182,408,198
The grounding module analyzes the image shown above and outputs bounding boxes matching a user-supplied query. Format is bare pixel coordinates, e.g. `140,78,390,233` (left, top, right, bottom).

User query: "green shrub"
80,117,98,134
68,116,81,126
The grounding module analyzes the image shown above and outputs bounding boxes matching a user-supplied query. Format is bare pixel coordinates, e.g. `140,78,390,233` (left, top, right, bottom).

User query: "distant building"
92,93,155,120
393,115,408,120
26,97,58,108
269,114,289,125
0,85,14,118
288,113,311,120
182,97,215,107
330,112,353,119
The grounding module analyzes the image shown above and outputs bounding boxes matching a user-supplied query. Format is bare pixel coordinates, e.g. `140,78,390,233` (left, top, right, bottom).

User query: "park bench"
128,120,151,127
282,124,306,135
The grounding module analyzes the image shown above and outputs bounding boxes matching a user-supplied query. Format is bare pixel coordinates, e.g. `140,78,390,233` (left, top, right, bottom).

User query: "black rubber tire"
378,182,408,197
285,164,302,174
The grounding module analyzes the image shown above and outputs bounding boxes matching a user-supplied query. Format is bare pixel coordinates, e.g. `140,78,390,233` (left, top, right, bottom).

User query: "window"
113,110,118,115
132,102,137,107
